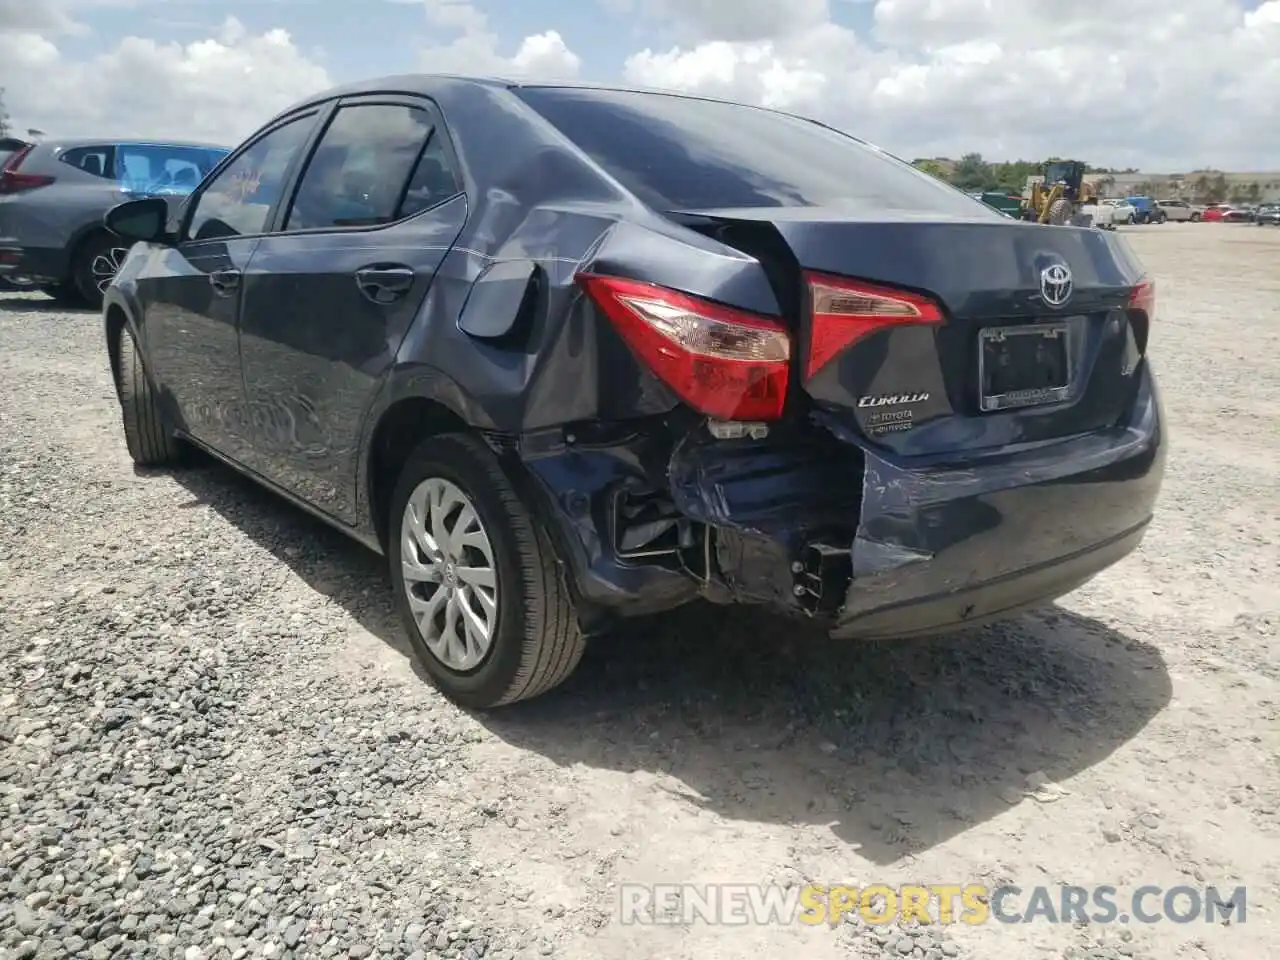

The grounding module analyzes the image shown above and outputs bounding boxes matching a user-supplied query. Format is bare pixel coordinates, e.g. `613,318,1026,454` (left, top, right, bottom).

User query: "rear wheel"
72,233,131,311
388,433,585,709
115,325,184,467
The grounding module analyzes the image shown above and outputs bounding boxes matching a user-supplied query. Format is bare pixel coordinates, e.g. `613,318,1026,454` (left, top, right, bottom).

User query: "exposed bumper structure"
517,364,1165,638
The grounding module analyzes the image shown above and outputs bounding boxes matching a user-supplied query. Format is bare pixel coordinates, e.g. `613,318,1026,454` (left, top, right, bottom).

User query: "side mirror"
104,197,173,244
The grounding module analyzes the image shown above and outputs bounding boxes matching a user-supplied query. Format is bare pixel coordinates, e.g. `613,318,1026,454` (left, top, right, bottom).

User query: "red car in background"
1203,204,1251,222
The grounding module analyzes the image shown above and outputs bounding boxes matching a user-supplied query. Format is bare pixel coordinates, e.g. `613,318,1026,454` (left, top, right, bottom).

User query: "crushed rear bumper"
832,365,1164,637
515,365,1165,637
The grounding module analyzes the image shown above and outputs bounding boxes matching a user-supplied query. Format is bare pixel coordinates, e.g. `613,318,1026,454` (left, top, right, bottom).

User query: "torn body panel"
515,361,1164,640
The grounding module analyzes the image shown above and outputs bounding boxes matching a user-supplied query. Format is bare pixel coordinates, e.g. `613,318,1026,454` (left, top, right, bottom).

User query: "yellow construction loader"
1021,160,1102,226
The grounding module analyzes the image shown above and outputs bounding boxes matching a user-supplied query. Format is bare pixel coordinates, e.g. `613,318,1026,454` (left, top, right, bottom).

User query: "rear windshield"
513,86,995,218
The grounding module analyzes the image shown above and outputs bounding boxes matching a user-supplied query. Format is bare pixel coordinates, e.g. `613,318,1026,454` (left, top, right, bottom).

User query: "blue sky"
6,0,1278,170
58,0,878,84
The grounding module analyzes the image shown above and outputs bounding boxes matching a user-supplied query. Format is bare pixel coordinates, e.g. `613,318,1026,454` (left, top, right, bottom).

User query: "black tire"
388,432,585,709
72,232,128,311
1190,213,1201,222
116,325,184,467
1046,197,1072,225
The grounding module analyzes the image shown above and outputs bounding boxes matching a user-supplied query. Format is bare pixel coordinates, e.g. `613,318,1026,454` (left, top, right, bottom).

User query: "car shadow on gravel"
166,455,1172,865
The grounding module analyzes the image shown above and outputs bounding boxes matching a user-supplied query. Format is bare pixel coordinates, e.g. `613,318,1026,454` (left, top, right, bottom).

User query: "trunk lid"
669,208,1151,458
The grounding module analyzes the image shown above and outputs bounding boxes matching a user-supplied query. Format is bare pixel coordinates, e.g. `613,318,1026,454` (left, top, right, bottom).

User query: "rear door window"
513,86,995,217
283,102,452,231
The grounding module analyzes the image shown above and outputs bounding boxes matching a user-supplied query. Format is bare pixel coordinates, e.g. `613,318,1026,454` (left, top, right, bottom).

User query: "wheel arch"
103,297,133,400
363,391,482,552
67,221,114,271
359,376,581,616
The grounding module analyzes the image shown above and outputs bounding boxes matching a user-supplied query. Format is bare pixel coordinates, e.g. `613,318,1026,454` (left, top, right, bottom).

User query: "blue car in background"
0,138,229,307
1126,196,1167,224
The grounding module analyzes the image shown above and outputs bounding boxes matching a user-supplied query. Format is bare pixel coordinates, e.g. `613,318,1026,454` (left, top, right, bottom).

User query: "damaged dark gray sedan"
100,75,1166,708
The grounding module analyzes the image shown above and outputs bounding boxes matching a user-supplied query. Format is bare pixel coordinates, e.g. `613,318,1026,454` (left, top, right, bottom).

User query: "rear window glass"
513,86,994,217
115,143,230,196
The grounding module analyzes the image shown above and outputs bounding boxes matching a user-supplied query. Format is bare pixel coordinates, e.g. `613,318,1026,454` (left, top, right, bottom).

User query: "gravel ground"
2,223,1277,960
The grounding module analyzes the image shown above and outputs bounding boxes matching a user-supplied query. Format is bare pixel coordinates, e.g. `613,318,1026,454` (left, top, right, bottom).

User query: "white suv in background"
1155,200,1204,222
1102,198,1137,223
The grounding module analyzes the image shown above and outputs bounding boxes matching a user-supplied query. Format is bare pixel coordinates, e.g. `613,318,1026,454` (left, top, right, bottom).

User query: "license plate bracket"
978,322,1072,412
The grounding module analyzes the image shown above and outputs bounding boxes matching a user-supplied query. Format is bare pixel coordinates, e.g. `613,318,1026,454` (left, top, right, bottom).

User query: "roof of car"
38,137,230,152
273,72,804,122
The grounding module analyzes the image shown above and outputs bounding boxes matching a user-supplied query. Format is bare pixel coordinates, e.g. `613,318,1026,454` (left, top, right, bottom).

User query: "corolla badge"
1040,263,1073,307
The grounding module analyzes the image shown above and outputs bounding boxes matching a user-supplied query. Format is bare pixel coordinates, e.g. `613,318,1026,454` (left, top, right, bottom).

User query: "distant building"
1093,171,1280,202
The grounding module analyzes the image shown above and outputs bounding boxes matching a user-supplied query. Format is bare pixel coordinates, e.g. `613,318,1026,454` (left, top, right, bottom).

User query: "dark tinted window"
187,114,315,241
60,146,115,179
398,134,462,218
285,103,452,231
514,87,995,217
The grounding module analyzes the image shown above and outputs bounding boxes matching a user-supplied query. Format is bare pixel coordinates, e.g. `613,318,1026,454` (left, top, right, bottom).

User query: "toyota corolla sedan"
100,75,1166,708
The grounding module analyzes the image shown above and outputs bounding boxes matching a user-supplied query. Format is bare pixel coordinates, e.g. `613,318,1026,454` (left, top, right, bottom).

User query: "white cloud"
623,0,1280,170
0,15,330,146
2,0,1277,170
415,0,581,79
635,0,832,43
0,0,581,150
0,0,81,34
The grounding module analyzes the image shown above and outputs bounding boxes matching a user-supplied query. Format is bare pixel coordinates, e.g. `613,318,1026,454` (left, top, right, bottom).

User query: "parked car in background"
1070,199,1117,229
1203,204,1251,223
1155,199,1203,222
1255,203,1280,225
0,138,229,308
1126,197,1166,223
0,138,37,290
101,75,1166,709
1102,198,1137,223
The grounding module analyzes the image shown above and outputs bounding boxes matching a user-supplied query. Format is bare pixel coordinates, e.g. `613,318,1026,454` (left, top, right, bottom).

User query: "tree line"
0,88,10,138
911,152,1270,205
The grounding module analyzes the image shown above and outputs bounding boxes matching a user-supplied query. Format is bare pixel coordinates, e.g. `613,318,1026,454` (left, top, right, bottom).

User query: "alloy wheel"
90,246,132,293
400,477,498,672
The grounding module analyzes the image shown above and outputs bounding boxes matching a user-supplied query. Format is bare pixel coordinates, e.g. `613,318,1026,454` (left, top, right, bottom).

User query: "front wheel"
389,433,586,709
1046,198,1072,225
115,325,184,467
1190,213,1201,222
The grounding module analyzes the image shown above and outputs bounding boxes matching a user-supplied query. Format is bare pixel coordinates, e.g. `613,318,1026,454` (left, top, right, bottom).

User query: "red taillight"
1128,277,1155,321
0,145,55,195
803,271,944,379
575,272,791,421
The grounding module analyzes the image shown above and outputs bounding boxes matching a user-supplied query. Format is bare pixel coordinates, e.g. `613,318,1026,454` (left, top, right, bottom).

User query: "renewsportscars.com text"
618,883,1248,926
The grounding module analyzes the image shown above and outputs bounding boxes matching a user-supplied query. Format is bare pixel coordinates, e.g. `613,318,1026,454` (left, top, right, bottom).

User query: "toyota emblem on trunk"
1040,264,1073,307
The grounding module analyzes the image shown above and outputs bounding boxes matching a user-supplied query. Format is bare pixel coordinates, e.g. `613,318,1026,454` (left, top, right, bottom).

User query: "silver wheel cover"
91,247,131,293
400,477,498,671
